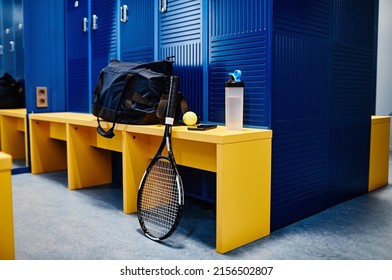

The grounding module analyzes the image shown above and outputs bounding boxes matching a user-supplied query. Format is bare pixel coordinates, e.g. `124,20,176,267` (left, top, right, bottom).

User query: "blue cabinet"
158,0,205,120
66,0,89,112
1,0,14,76
23,0,66,112
209,0,272,127
119,0,154,62
66,0,118,113
0,0,3,75
1,0,24,79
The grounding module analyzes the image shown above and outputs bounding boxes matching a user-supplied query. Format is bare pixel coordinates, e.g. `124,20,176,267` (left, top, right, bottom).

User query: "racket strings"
138,158,180,239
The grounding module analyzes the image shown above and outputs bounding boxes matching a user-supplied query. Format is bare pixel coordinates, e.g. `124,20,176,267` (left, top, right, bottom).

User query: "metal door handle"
120,5,128,22
82,17,88,32
160,0,167,13
0,45,3,55
92,14,98,30
10,41,15,52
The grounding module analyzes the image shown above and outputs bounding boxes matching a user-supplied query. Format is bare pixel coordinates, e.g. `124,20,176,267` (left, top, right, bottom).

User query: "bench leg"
122,132,151,214
29,120,67,174
216,139,271,253
67,124,112,189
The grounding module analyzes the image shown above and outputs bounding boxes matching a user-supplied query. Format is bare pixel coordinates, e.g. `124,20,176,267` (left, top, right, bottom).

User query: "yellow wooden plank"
49,122,66,141
16,118,25,132
89,127,123,152
172,138,216,172
0,108,26,118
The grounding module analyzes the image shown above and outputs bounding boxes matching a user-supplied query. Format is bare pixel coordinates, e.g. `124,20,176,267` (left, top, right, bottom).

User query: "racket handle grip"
166,76,180,119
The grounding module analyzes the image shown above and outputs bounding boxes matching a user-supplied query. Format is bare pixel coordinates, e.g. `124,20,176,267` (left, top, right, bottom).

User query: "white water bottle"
225,70,244,130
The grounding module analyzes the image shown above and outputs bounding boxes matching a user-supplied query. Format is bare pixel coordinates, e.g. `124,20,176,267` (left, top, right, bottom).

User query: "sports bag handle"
96,73,135,138
97,119,116,138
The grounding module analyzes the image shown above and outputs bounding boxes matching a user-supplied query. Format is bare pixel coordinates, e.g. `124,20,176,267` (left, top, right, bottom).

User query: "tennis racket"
137,75,184,241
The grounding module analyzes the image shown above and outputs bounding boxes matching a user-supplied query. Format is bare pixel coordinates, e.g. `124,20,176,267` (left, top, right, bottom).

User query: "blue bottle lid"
225,70,244,87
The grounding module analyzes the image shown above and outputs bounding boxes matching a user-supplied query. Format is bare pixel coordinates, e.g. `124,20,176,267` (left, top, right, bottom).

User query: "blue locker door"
66,0,89,112
90,0,117,89
119,0,154,62
13,0,24,79
158,0,204,120
2,0,15,76
209,0,272,127
0,0,3,76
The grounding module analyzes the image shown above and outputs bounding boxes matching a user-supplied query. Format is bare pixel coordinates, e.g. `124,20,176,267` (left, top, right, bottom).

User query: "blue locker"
66,0,90,112
271,0,331,229
0,0,24,79
119,0,154,62
90,0,117,88
23,0,66,112
13,0,23,79
327,0,378,207
158,0,204,120
209,0,272,127
66,0,117,113
2,0,15,76
271,0,378,230
208,0,378,230
0,0,3,76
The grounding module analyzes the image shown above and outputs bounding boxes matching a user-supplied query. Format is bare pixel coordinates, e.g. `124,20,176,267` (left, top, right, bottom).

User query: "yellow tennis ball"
183,111,198,126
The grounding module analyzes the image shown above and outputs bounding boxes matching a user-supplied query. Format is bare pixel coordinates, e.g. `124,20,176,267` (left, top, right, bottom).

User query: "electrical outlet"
36,87,48,108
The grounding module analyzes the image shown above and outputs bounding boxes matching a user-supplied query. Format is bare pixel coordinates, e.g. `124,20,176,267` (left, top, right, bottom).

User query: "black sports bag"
92,58,188,138
0,73,25,109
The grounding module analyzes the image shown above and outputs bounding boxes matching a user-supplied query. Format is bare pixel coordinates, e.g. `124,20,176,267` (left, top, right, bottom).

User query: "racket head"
137,155,184,240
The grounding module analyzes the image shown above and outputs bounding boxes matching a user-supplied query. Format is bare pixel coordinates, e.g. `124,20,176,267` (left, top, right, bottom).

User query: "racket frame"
137,76,184,241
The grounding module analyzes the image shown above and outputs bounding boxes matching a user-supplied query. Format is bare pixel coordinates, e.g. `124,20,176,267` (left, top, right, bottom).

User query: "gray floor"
10,151,392,260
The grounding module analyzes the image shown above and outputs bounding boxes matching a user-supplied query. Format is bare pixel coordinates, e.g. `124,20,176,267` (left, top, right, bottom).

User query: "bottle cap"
225,70,244,87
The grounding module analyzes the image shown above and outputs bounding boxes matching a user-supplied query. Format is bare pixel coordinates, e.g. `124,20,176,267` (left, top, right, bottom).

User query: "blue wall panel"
209,0,271,127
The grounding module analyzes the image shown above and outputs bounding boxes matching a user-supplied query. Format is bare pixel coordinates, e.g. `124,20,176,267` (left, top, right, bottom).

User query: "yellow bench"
0,109,28,166
29,112,272,254
0,152,14,260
